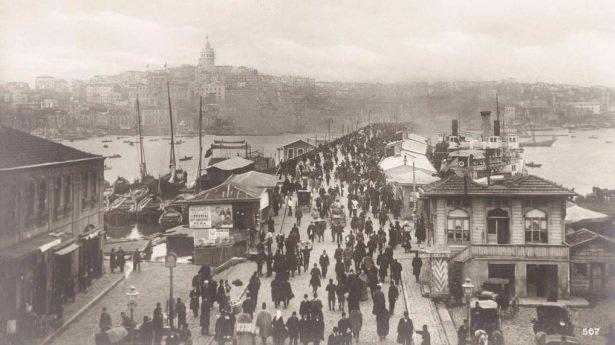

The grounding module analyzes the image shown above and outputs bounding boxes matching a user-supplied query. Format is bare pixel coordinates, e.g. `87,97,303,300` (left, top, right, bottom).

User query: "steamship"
432,110,525,179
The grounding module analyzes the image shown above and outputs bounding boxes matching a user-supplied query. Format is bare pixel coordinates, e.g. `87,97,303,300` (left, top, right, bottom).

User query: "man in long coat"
256,303,272,345
349,308,362,341
396,311,414,345
372,285,386,316
286,311,300,345
200,298,212,335
411,253,422,283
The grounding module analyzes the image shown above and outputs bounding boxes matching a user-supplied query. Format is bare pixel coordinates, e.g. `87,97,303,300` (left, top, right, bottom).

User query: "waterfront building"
85,83,123,105
568,101,601,115
420,174,575,299
277,139,316,163
0,126,105,334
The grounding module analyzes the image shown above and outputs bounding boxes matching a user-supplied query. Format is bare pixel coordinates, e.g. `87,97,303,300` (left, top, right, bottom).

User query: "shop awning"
55,243,80,256
565,201,609,225
0,234,66,260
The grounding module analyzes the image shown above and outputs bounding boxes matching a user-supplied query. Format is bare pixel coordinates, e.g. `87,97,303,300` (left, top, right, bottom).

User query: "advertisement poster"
210,204,233,228
189,204,233,229
194,228,231,247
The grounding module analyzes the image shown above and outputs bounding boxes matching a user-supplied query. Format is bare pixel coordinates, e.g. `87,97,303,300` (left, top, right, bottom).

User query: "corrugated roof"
565,228,615,247
387,170,440,185
225,171,278,188
0,126,102,170
423,174,575,197
189,180,265,203
206,156,254,171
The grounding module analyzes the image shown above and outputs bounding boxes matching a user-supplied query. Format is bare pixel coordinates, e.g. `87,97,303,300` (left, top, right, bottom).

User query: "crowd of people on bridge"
95,123,432,345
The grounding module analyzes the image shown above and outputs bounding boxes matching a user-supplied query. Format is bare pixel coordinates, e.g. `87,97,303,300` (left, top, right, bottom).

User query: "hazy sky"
1,0,614,86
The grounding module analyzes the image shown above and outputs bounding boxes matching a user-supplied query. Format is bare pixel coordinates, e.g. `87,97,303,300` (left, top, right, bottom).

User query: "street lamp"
126,285,140,323
462,278,475,344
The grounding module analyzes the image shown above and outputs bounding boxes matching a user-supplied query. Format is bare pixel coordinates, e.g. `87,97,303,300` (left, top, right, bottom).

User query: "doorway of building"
487,208,510,244
488,263,515,295
590,263,606,293
527,264,558,298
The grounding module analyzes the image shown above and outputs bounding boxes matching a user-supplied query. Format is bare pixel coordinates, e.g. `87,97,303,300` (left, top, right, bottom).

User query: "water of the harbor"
61,128,615,239
61,132,330,185
521,128,615,195
62,132,328,240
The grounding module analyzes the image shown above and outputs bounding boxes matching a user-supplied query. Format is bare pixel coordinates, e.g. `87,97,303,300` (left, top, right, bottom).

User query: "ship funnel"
494,119,501,136
480,111,491,140
452,120,459,136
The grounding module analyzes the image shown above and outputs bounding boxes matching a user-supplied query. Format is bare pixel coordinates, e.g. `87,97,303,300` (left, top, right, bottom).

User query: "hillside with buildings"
1,37,614,138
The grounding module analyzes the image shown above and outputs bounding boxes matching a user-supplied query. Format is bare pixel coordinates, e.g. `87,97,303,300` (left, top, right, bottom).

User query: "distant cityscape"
1,36,614,138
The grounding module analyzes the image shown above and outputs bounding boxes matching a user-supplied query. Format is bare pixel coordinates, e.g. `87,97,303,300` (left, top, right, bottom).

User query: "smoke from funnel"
480,111,491,140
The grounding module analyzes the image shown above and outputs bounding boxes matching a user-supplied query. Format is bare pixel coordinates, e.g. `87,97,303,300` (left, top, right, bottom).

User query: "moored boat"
135,195,164,224
179,155,193,161
159,207,183,230
526,162,542,168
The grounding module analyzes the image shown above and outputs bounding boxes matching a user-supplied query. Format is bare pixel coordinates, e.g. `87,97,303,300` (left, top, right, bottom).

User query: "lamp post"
165,252,177,329
126,285,140,323
462,278,475,344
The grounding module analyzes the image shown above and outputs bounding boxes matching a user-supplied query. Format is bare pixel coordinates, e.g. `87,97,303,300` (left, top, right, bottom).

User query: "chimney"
480,111,491,140
451,119,459,136
493,119,501,137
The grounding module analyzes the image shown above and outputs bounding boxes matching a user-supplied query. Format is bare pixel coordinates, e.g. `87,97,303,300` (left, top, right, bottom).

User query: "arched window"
447,208,469,244
525,209,548,243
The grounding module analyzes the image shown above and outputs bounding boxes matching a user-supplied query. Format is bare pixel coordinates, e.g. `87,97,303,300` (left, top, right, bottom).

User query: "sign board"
165,252,177,268
189,205,212,228
189,204,233,229
194,229,231,247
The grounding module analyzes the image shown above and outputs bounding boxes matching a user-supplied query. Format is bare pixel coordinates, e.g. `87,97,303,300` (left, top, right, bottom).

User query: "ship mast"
136,95,148,180
167,81,176,169
197,96,203,189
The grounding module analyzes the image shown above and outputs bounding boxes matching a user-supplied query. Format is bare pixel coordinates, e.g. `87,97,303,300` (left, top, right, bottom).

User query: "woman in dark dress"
272,311,287,345
376,309,390,341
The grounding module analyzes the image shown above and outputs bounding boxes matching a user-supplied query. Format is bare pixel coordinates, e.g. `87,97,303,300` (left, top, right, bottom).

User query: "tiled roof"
189,181,264,203
280,139,315,149
0,126,101,170
422,174,575,197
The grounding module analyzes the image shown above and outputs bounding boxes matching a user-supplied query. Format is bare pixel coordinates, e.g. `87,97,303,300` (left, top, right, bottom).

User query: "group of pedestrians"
96,123,436,345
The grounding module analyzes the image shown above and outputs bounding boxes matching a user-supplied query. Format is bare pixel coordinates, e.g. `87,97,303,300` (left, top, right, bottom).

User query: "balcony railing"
452,244,568,263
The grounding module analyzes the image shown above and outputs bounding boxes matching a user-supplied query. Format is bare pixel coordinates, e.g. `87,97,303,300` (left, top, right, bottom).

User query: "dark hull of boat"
104,210,135,227
159,178,186,199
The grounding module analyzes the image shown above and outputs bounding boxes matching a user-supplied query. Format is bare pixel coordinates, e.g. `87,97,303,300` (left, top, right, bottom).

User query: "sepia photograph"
0,1,614,344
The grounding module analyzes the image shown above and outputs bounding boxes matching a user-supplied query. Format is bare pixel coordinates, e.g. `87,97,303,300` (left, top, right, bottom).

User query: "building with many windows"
420,174,575,299
0,126,105,338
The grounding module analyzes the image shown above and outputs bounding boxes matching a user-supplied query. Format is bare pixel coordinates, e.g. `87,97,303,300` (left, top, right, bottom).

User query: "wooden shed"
566,228,615,296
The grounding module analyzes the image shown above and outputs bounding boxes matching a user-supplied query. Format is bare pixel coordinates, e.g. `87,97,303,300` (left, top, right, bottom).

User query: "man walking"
326,279,337,311
412,253,422,283
388,284,399,315
132,249,141,272
396,311,414,345
319,250,330,278
256,303,272,345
